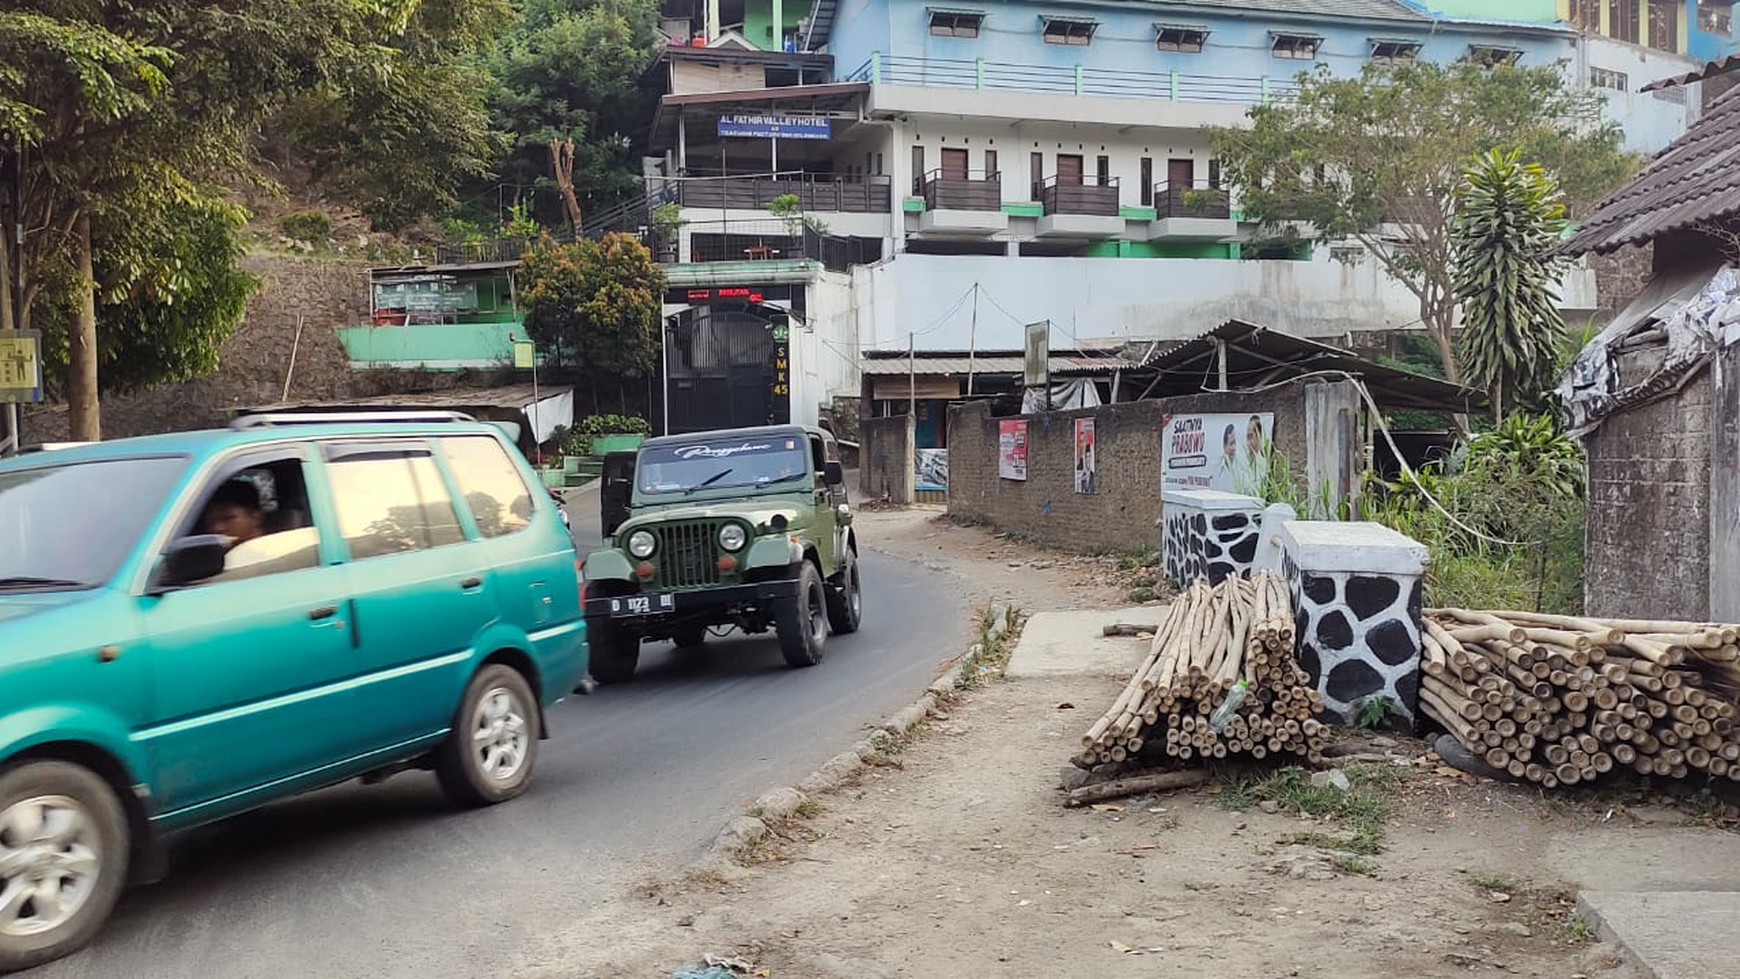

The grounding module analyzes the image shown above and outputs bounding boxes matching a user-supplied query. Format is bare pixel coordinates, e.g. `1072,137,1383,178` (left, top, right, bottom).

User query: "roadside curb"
690,604,1011,877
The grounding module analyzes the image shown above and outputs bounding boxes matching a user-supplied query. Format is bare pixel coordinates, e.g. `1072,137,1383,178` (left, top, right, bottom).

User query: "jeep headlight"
719,523,747,552
627,530,656,559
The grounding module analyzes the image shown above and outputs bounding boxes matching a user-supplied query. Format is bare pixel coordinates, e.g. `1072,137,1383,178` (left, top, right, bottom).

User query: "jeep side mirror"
152,535,229,592
823,461,844,486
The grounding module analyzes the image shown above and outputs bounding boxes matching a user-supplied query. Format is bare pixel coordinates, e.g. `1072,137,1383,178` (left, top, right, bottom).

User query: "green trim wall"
1001,202,1043,217
742,0,813,50
1082,241,1240,259
337,319,523,369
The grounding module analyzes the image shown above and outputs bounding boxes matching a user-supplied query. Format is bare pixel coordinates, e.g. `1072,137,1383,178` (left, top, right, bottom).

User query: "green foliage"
555,412,651,456
1354,695,1402,730
650,201,683,240
1210,60,1638,380
519,232,666,377
1360,413,1585,613
485,0,663,222
279,210,335,244
1453,149,1570,416
1249,765,1394,854
502,201,542,242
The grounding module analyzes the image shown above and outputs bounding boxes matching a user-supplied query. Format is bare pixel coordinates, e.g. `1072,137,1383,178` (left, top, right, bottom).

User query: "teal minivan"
0,412,588,971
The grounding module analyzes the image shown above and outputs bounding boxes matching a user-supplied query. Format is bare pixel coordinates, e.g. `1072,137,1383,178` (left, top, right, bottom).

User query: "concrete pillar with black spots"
1160,489,1264,588
1279,520,1428,731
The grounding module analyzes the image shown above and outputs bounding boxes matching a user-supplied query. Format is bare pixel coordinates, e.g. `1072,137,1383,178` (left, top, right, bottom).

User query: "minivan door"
601,450,637,539
318,439,498,750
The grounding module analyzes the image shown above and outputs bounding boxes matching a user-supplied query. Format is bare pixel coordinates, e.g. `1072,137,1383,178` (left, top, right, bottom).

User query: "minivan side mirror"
152,535,229,592
823,461,844,486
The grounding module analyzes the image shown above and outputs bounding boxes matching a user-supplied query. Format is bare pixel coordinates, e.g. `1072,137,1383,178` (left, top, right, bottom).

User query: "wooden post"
1304,379,1360,516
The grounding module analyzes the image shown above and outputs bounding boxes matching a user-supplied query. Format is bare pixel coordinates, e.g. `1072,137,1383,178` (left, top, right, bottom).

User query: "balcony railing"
679,218,884,272
1034,175,1120,217
916,168,1002,211
845,53,1299,105
676,173,892,213
1154,182,1231,220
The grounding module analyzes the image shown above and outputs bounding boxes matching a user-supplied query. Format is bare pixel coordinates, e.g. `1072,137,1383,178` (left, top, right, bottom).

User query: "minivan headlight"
719,523,747,552
627,530,656,558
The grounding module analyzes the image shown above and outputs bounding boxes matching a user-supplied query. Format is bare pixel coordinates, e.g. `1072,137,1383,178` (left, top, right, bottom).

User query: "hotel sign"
716,113,831,140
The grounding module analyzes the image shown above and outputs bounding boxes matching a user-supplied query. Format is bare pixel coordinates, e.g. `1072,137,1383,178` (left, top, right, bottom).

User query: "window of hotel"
928,9,983,38
1369,39,1421,63
1613,0,1642,44
1208,158,1221,189
1700,0,1733,36
984,149,998,179
1590,66,1629,91
1649,0,1680,51
1042,17,1096,45
1155,25,1209,53
1140,157,1153,206
1271,33,1321,60
1569,0,1602,31
1466,45,1523,67
1095,155,1109,187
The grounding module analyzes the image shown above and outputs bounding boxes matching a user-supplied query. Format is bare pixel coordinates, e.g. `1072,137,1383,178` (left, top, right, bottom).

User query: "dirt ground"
522,511,1740,979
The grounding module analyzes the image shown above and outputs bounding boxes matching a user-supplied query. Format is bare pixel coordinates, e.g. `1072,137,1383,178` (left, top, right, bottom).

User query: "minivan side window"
181,454,323,586
438,435,536,538
324,444,466,560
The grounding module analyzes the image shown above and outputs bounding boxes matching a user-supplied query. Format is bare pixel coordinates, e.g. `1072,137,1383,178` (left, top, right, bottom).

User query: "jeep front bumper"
583,578,803,620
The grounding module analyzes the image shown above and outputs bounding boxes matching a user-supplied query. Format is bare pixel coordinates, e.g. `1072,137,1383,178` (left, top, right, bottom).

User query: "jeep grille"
654,521,724,589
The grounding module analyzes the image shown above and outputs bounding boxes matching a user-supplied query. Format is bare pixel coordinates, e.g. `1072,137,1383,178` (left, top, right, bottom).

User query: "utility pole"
907,331,915,419
965,283,978,397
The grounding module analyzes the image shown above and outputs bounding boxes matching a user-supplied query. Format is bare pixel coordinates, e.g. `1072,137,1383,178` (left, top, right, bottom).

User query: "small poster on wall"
1074,417,1097,494
998,419,1028,481
1161,412,1274,494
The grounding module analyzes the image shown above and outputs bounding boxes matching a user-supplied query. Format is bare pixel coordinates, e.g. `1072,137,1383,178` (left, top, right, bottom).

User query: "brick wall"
1587,244,1654,323
22,253,512,441
860,414,915,503
1583,346,1712,620
946,382,1318,553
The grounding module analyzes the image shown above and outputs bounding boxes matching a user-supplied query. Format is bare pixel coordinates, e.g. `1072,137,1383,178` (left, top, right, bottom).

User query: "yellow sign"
0,333,40,400
512,340,536,369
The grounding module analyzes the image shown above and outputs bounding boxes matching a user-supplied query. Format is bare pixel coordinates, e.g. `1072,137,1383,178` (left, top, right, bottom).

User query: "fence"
846,54,1298,104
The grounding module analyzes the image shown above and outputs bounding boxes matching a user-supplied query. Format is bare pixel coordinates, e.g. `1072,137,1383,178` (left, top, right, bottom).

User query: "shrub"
279,209,334,243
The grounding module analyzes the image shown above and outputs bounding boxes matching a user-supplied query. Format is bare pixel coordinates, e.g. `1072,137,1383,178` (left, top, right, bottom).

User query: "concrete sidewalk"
1578,891,1740,979
1005,605,1167,678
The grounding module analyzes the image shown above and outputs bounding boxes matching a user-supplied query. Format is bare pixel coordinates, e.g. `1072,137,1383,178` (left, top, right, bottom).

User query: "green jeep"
580,425,862,681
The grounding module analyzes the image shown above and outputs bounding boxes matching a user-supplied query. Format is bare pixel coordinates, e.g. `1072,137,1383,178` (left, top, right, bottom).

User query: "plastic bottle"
1209,679,1252,734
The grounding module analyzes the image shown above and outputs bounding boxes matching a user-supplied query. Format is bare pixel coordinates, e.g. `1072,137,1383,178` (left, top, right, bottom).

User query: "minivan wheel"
0,761,129,974
435,665,540,808
587,620,641,684
775,562,828,668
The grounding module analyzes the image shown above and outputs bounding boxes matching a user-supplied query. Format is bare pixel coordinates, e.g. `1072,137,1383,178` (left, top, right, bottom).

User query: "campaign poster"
1161,412,1274,494
1073,417,1096,494
998,419,1028,481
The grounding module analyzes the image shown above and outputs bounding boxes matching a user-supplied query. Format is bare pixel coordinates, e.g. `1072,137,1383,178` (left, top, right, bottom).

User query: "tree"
1452,148,1569,418
485,0,662,225
1,2,502,439
1210,61,1637,386
519,233,665,387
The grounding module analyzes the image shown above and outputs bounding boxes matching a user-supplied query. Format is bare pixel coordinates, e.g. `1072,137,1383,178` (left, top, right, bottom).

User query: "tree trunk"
67,213,100,441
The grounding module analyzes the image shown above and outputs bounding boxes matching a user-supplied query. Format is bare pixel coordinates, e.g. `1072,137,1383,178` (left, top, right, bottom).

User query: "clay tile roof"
1557,82,1740,256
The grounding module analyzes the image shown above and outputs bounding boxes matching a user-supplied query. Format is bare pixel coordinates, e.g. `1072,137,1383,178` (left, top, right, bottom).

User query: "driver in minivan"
202,479,266,546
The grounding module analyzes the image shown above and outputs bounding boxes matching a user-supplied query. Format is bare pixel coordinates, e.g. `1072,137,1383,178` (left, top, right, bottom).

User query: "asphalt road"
34,490,962,978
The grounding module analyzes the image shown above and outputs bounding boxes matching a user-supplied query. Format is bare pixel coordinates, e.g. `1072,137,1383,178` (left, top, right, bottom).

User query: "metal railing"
1153,182,1231,220
677,218,884,272
676,173,892,213
845,53,1299,105
1033,174,1120,217
916,168,1002,210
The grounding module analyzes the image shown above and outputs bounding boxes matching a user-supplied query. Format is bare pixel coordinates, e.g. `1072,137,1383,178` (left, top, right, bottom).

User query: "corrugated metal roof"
859,354,1132,375
1639,53,1740,92
1154,0,1429,23
1557,82,1740,256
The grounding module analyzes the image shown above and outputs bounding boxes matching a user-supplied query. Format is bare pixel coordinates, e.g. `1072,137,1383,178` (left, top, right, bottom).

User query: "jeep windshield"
0,456,187,591
637,437,810,495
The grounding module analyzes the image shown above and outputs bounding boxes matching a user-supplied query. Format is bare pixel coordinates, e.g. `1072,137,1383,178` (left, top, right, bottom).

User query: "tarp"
1022,378,1103,413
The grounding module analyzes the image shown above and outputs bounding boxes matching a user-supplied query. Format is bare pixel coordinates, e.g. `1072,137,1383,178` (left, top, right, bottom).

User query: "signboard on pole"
716,114,832,140
0,332,43,403
511,339,536,369
1161,411,1275,494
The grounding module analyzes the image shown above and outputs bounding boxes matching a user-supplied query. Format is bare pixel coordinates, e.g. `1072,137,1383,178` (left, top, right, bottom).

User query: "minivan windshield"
637,436,811,495
0,456,187,591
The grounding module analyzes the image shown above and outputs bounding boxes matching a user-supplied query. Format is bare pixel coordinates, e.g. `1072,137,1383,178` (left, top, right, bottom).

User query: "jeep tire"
825,547,862,635
776,562,828,668
587,619,641,684
672,624,707,649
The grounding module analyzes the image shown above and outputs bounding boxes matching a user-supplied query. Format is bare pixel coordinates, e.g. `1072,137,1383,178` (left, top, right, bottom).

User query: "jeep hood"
616,500,808,537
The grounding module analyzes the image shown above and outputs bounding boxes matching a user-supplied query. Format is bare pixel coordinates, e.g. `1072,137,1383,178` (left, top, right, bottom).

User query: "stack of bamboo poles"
1077,571,1327,769
1420,609,1740,788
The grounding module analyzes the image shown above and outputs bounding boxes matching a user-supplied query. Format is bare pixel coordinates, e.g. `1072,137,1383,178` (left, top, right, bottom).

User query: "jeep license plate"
609,594,675,617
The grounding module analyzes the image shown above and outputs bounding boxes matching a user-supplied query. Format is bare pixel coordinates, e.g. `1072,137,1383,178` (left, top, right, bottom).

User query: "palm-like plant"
1452,148,1570,419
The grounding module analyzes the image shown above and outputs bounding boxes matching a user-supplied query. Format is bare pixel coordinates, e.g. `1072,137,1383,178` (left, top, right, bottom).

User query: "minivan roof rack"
230,410,478,430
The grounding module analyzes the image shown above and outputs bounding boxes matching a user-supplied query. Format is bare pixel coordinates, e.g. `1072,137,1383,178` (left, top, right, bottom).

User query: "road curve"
31,500,966,979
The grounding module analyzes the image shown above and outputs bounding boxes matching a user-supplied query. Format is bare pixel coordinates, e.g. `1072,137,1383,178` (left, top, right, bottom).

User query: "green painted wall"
1412,0,1560,22
337,319,524,369
1081,241,1238,258
1001,202,1043,217
743,0,813,50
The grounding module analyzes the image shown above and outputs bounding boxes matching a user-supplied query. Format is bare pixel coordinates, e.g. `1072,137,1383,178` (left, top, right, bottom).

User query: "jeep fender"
583,548,636,583
745,536,804,572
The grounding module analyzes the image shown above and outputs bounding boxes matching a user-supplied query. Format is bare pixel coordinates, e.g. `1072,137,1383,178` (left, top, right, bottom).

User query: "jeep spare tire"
776,562,828,668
